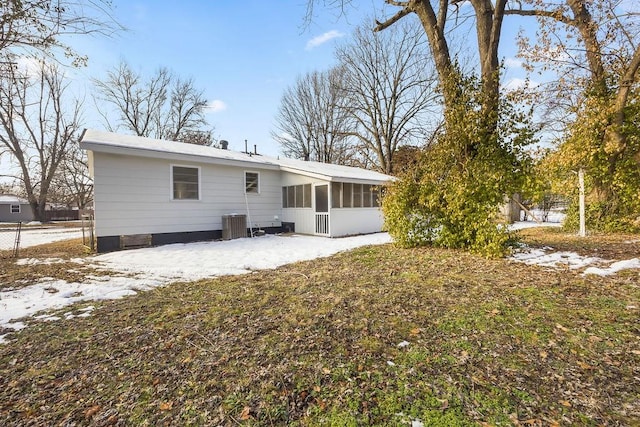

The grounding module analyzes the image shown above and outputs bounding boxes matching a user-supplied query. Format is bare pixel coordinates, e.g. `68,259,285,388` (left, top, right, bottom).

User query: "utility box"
222,214,247,240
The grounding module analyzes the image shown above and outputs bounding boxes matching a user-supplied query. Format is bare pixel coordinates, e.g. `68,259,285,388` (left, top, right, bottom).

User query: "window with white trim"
282,184,312,208
245,171,260,193
172,165,200,200
10,204,20,213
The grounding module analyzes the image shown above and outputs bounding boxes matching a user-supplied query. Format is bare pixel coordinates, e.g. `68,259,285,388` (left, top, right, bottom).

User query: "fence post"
13,221,22,258
578,168,586,237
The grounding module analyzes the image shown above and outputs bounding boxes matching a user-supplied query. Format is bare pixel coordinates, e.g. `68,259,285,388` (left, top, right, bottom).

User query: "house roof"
0,194,28,204
80,129,280,170
80,129,394,184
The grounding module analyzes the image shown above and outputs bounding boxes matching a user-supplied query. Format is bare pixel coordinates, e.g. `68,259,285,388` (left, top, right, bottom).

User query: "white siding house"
80,130,393,252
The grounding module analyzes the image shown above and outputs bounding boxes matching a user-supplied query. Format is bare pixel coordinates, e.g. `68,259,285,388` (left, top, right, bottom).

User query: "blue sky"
67,0,378,156
63,0,533,157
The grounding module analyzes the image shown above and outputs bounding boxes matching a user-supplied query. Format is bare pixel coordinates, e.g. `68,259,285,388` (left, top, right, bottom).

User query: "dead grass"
0,239,108,292
0,228,638,426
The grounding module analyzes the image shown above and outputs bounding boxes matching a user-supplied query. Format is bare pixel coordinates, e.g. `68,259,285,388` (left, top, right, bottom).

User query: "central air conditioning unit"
222,214,247,240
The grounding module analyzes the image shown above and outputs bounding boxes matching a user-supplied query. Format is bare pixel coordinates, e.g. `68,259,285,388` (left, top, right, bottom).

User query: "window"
331,182,341,208
342,183,352,208
295,184,304,208
303,184,311,208
172,166,199,200
287,186,295,207
363,184,372,207
353,184,362,207
282,184,312,208
372,186,380,207
10,204,20,214
245,172,259,193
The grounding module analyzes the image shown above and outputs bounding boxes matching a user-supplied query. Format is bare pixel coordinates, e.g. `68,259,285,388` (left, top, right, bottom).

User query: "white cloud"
14,57,44,77
206,100,227,113
504,57,522,69
305,30,345,50
503,78,540,92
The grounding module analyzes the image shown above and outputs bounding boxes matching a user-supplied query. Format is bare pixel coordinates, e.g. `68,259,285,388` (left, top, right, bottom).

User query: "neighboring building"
0,194,34,223
80,129,393,253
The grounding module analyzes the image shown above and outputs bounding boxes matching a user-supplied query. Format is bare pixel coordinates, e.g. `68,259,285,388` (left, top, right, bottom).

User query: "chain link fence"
0,222,23,259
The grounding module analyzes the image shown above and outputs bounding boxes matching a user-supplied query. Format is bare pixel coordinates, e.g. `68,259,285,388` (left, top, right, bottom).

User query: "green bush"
383,72,535,257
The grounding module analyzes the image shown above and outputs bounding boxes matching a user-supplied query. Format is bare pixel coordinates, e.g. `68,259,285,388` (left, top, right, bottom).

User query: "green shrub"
383,72,535,257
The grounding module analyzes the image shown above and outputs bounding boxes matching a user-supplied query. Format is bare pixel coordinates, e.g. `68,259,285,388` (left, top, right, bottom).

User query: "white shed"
80,130,393,252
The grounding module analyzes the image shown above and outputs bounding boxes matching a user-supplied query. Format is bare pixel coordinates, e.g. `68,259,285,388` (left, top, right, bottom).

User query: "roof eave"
80,141,280,171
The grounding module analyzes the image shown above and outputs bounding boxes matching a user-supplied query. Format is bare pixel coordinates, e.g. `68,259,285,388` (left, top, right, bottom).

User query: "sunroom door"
314,184,329,235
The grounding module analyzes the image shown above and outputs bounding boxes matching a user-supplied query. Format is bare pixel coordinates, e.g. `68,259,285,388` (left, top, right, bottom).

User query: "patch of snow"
0,233,392,343
16,257,67,265
0,227,83,250
91,233,392,282
583,258,640,276
397,341,410,348
510,247,606,270
508,221,562,231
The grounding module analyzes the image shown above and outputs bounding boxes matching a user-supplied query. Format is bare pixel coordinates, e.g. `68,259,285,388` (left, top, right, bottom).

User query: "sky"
60,0,533,157
0,0,541,183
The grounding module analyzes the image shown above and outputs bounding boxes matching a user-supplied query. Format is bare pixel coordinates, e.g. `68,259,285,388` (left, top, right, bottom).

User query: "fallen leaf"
439,399,449,410
322,368,331,374
84,405,100,419
559,400,572,407
240,406,251,420
159,401,173,411
410,328,421,335
577,361,592,370
555,323,568,332
539,351,548,360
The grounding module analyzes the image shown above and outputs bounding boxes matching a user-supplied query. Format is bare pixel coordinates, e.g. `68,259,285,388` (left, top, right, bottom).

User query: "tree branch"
504,8,573,26
374,1,412,32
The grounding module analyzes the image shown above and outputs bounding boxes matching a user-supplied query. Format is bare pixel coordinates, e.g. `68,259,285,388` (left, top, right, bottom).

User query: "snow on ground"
509,247,606,270
1,219,639,344
0,233,392,343
0,226,83,250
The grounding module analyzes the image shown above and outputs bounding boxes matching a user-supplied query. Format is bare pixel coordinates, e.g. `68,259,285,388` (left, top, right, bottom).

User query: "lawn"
0,228,638,426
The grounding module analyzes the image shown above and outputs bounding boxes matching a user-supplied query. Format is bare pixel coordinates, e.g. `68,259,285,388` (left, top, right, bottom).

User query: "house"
0,194,34,223
79,129,394,252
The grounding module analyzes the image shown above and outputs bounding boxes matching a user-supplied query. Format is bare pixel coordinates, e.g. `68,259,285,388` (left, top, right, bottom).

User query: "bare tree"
0,0,122,66
308,1,514,145
0,60,82,221
336,19,439,174
272,67,354,163
93,61,213,144
50,143,93,209
508,0,640,148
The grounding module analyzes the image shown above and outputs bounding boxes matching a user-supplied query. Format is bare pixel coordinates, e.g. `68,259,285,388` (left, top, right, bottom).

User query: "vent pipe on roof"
220,140,228,150
254,144,257,155
244,139,248,154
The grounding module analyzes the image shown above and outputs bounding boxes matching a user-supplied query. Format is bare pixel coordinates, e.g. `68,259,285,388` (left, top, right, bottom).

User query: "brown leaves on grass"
0,228,638,425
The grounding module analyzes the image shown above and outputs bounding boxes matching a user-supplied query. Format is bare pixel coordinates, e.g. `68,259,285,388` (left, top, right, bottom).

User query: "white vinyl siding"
91,153,282,236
